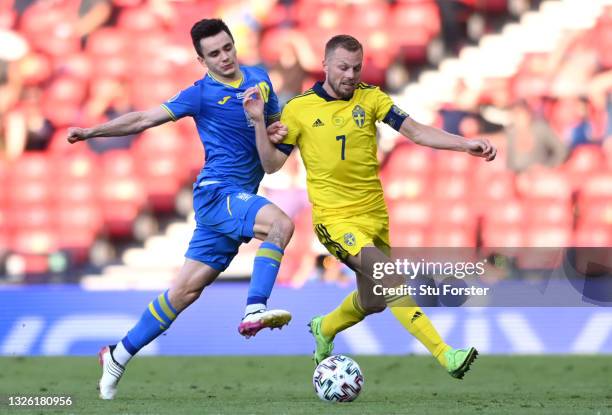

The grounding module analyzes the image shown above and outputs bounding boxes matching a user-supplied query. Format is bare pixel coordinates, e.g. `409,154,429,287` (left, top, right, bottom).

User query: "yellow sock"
390,306,451,368
321,290,366,339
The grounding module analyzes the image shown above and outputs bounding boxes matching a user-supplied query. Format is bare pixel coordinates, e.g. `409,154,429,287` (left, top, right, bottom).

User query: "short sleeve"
372,87,395,122
265,77,281,124
161,84,201,121
280,103,300,146
276,102,300,155
373,88,409,131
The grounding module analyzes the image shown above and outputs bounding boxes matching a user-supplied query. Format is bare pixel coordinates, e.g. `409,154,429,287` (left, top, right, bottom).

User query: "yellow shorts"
314,209,390,261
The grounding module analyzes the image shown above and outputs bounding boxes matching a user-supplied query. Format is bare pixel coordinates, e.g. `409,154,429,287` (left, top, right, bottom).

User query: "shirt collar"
312,81,353,102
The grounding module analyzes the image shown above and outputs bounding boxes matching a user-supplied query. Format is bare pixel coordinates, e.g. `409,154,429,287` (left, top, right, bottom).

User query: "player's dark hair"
190,18,234,58
324,35,363,58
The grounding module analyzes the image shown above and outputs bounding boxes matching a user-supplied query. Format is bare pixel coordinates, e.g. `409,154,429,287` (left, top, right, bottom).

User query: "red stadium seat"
389,25,430,63
130,77,179,110
481,224,524,248
8,154,52,181
55,178,98,205
435,151,478,176
433,201,478,229
383,173,431,200
11,228,57,255
259,28,294,66
392,2,440,39
427,225,478,247
6,180,52,208
54,203,102,261
44,76,87,105
388,199,433,226
41,101,82,128
516,170,573,201
576,199,612,227
390,224,427,247
117,7,163,33
383,143,434,176
132,126,191,211
574,224,612,247
432,175,471,200
55,152,98,181
578,171,612,199
524,199,573,226
134,153,184,212
92,55,130,79
472,171,516,216
562,145,606,189
345,2,390,32
6,205,54,232
16,53,52,86
53,53,93,81
99,149,137,177
87,28,128,57
98,177,147,237
482,199,525,227
97,150,147,237
524,225,572,247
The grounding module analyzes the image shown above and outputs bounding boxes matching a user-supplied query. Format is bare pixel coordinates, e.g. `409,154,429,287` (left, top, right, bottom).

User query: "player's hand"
67,127,89,144
465,138,496,162
242,86,265,122
267,121,288,144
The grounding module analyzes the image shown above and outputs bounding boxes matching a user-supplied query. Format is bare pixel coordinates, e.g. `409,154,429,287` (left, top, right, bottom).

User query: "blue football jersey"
161,65,280,193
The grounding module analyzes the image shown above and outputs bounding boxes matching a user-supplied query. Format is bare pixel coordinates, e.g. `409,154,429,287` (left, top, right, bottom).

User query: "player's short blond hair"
324,35,363,59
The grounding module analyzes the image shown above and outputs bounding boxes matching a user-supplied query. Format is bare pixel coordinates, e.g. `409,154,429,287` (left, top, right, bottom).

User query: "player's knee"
279,214,295,238
271,213,294,245
356,294,386,315
362,303,386,315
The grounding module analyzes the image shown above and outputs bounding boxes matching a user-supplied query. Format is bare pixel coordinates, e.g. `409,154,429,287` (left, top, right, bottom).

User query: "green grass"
0,356,611,414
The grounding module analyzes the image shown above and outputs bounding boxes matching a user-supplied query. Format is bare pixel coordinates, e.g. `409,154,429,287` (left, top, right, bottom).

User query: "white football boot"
98,345,125,399
238,309,292,338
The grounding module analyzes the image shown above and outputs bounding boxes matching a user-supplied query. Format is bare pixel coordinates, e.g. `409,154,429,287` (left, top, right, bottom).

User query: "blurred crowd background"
0,0,611,288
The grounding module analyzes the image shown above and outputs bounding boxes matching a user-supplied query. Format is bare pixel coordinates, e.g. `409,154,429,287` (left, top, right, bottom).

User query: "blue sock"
247,241,284,308
120,290,178,356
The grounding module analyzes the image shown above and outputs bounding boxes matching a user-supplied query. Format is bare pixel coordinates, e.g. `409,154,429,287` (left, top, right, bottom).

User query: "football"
312,355,364,402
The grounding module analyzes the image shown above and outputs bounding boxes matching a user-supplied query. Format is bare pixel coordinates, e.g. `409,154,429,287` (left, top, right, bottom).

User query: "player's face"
323,48,363,99
198,31,239,80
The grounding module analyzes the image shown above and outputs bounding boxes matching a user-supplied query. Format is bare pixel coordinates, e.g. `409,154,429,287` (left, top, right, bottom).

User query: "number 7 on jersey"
336,135,346,160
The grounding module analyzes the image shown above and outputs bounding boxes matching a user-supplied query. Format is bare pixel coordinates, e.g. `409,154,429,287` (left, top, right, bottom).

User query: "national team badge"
352,105,366,127
344,233,356,247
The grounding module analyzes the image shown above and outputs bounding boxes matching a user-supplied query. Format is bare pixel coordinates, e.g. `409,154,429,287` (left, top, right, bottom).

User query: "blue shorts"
185,183,270,271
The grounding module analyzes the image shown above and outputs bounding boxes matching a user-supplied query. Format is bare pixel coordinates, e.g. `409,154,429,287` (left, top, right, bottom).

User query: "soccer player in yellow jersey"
243,35,496,379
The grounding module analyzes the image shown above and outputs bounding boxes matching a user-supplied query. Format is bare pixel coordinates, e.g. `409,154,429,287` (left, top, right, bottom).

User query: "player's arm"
398,117,497,162
67,106,172,143
243,86,290,174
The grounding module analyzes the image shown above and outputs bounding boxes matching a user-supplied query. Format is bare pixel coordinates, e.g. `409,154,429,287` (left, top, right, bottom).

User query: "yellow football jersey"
281,82,395,223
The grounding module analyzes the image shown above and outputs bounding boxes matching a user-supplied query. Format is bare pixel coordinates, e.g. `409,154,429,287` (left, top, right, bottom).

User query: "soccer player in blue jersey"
67,19,293,399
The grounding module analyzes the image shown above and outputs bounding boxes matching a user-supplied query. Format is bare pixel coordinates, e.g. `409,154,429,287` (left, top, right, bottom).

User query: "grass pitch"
0,355,611,414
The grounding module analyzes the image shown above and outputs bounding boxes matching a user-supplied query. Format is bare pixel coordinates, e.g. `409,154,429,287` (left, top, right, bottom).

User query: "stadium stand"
0,0,611,285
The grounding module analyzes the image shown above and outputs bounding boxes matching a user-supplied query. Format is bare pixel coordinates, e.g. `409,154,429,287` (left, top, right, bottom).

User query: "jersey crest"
352,105,366,128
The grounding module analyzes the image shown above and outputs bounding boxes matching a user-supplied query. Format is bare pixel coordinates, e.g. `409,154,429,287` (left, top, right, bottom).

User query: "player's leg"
308,223,376,363
241,202,294,327
99,259,220,399
309,283,376,364
213,190,293,337
348,245,478,379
